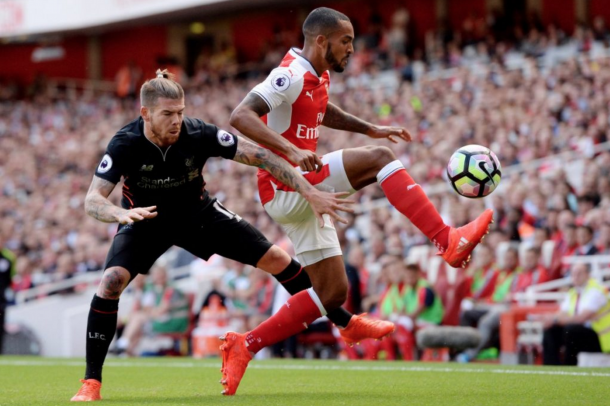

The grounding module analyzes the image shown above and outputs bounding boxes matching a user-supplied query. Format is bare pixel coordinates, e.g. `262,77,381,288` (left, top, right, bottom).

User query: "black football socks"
84,295,119,382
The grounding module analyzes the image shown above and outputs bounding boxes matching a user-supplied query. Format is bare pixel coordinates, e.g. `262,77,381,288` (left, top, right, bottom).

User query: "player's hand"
367,125,413,144
304,190,355,228
287,145,324,173
117,206,158,224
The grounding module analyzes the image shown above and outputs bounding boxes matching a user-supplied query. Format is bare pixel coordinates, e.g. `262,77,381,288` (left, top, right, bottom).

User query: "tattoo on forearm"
100,269,126,299
323,103,371,134
234,137,305,193
85,177,124,223
86,195,123,223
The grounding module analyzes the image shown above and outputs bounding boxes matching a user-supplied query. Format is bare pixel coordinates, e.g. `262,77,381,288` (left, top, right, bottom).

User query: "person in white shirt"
540,262,609,365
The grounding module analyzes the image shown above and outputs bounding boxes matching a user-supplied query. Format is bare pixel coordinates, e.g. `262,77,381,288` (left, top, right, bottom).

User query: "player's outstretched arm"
323,102,413,143
84,175,157,224
230,93,324,172
233,136,354,227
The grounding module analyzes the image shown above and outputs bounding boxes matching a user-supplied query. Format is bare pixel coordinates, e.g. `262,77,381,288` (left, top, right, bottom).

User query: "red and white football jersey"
251,48,331,204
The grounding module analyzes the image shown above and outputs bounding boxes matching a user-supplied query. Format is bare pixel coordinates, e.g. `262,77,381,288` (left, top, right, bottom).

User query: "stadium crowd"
1,9,610,361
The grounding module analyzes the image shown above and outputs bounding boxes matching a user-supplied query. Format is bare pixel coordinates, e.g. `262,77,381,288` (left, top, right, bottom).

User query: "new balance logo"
305,91,313,101
140,164,153,171
456,237,475,254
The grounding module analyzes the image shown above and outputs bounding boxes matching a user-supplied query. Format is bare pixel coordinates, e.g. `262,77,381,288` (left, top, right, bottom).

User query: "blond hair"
140,69,184,108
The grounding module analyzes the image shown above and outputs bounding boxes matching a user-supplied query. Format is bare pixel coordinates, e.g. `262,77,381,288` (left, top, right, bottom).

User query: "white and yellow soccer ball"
447,145,502,199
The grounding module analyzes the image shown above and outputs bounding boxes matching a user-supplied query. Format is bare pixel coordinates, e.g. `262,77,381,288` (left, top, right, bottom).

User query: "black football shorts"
103,200,273,279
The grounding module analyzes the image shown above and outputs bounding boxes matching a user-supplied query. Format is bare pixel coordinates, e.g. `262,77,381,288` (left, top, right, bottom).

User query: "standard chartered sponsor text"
137,176,187,189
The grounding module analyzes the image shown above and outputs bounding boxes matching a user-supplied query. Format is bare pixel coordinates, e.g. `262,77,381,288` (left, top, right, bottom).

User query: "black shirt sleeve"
199,120,238,160
94,136,126,184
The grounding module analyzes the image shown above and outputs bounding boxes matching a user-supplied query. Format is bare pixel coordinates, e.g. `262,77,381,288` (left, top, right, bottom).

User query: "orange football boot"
219,332,253,396
71,379,102,402
339,314,395,346
440,209,493,268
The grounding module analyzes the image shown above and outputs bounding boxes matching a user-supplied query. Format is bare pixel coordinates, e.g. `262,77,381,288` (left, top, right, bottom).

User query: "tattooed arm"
232,136,353,226
323,102,413,143
230,93,324,172
85,175,157,224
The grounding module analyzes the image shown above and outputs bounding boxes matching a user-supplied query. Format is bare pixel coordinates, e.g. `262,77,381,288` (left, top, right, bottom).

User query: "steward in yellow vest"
541,262,609,365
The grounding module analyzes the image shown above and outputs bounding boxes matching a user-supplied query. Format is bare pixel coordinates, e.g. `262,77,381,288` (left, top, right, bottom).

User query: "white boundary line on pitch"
1,359,610,377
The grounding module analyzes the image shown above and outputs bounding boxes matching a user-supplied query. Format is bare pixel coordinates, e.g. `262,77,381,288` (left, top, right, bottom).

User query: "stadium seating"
3,4,610,365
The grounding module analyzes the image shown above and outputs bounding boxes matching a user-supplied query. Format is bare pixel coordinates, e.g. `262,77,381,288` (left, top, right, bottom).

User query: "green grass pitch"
0,356,609,405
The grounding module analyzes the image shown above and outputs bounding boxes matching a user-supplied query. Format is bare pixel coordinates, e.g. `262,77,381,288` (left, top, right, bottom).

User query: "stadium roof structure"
0,0,311,39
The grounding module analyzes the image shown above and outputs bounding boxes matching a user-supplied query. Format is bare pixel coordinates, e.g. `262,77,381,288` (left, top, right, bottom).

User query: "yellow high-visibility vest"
567,279,610,352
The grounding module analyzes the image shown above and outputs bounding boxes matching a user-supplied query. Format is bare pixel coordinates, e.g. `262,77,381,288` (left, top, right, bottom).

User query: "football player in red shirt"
220,7,493,395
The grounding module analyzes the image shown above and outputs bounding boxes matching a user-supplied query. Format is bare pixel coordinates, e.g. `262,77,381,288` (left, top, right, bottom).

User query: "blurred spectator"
192,292,228,358
386,7,409,66
115,265,189,356
539,263,609,365
55,252,77,295
592,16,610,42
115,274,147,345
243,269,275,331
598,223,610,254
158,56,188,84
344,244,366,316
361,253,393,314
575,225,598,256
517,246,550,290
10,257,34,298
361,254,402,360
219,259,251,328
208,41,238,80
115,60,142,99
465,244,498,302
364,259,443,360
457,247,522,362
0,235,16,353
443,244,499,327
549,223,578,279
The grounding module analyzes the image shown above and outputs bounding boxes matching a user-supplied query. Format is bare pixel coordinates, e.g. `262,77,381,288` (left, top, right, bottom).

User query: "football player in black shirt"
71,70,353,401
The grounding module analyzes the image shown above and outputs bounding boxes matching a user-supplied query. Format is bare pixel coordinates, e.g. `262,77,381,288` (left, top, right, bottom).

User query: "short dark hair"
405,263,421,272
303,7,350,38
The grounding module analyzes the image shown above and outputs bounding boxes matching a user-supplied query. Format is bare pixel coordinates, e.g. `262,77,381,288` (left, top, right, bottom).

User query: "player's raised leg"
342,146,493,268
71,266,131,402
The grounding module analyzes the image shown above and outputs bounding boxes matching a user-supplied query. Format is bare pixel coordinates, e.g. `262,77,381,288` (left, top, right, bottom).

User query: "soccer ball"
446,145,502,198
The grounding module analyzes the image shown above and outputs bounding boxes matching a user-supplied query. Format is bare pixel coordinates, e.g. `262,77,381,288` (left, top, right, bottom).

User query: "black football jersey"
94,116,238,218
